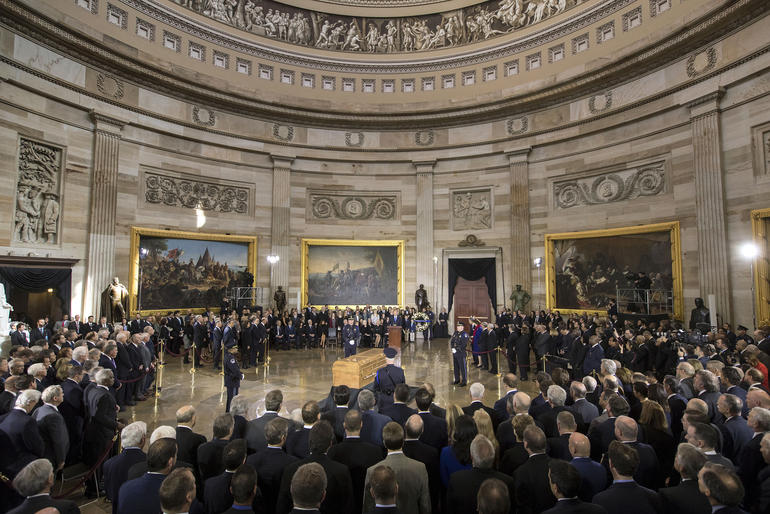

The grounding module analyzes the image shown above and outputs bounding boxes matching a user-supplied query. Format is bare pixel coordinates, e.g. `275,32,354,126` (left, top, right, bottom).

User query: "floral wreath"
414,311,431,332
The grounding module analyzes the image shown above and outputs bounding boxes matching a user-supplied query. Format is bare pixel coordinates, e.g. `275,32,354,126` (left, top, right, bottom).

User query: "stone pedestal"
688,89,731,324
506,147,532,295
414,161,435,306
84,111,125,317
270,155,293,302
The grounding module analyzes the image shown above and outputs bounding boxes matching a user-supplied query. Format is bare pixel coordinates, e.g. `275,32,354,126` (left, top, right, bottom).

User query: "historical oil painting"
545,222,683,318
129,228,257,313
302,239,404,307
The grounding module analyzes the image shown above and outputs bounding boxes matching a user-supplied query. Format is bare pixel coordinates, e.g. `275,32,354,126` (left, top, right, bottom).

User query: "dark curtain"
447,258,496,313
0,267,72,316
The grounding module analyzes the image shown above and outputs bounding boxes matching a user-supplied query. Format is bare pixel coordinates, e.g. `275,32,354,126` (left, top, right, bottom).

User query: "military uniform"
342,323,360,358
374,348,405,407
450,328,469,385
224,351,242,412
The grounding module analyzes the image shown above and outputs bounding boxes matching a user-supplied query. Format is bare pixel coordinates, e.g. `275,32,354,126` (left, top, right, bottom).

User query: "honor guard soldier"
342,318,360,358
451,322,469,386
224,345,242,413
374,347,405,408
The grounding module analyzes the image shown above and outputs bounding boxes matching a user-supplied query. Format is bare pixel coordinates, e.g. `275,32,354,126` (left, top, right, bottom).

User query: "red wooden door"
453,277,492,331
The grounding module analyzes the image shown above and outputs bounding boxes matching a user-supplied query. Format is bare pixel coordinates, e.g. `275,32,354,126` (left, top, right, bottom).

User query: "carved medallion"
96,73,125,100
458,234,485,247
588,90,613,114
553,161,666,209
308,191,399,222
686,47,717,78
507,116,529,136
192,106,216,126
345,132,364,147
415,130,434,146
273,124,295,142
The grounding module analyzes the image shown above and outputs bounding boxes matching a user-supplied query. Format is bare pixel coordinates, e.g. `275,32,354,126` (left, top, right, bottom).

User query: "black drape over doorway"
0,267,72,321
447,258,496,313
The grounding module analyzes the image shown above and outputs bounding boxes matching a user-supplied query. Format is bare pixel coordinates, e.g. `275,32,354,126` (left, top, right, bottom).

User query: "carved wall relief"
13,137,64,245
751,122,770,176
143,169,252,215
307,191,399,222
452,188,492,231
553,161,666,209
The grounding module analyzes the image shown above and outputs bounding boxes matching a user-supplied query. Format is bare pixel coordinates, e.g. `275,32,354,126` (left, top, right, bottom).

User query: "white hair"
150,425,177,445
230,396,249,418
41,385,62,404
582,375,597,392
469,382,485,399
600,359,617,376
72,346,88,361
121,421,147,448
27,363,46,377
95,368,114,385
12,459,52,496
547,385,567,407
16,389,41,408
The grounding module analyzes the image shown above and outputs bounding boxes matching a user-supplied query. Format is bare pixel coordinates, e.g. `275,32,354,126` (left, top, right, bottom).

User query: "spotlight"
741,242,759,260
267,255,280,264
533,257,543,267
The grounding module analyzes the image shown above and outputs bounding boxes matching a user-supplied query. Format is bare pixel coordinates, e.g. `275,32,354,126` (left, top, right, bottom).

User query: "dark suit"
667,393,687,441
547,433,572,461
514,453,555,514
463,401,498,428
276,453,354,514
539,406,584,439
738,432,765,508
417,411,448,451
330,405,348,442
328,437,385,514
83,386,118,466
176,425,206,476
245,412,294,452
0,408,45,476
626,441,660,490
570,457,609,502
447,467,515,514
719,416,754,464
103,447,147,514
500,442,529,476
246,446,299,514
197,438,228,485
493,390,518,424
117,472,166,514
429,403,446,420
659,478,711,514
361,410,392,448
204,471,234,514
0,390,15,415
286,426,312,459
698,391,723,424
381,403,417,427
402,439,440,514
7,494,79,514
571,398,600,426
592,481,662,514
543,498,607,514
32,403,69,469
588,417,617,461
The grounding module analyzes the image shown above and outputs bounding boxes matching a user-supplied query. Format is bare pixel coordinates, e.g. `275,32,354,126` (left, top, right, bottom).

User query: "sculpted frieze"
144,171,250,214
553,161,666,209
308,191,399,222
13,138,63,245
168,0,578,54
452,188,492,231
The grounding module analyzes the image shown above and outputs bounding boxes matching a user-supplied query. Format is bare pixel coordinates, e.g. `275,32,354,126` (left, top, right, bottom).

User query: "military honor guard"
224,345,242,413
374,347,405,407
451,322,469,386
342,318,360,358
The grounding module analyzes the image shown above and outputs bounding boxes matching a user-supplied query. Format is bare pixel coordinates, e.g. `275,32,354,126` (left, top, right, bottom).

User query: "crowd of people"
2,304,770,513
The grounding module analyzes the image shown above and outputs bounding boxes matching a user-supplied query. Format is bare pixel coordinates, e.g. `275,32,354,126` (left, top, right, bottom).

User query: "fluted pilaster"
270,155,293,302
689,89,731,323
506,147,532,295
414,161,435,306
84,111,125,317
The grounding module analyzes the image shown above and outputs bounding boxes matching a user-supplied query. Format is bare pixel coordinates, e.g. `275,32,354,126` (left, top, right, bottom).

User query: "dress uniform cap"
384,347,397,359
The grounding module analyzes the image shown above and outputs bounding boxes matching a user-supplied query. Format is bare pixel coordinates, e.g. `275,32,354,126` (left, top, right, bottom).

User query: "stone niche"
13,137,64,246
451,187,493,231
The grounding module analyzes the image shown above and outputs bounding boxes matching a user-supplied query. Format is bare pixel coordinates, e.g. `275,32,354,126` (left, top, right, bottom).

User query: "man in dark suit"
570,381,600,427
698,461,750,514
33,385,69,472
175,405,206,476
287,400,320,459
29,319,49,344
103,421,147,514
245,389,294,452
59,366,86,464
722,367,749,417
717,394,753,464
197,413,233,485
686,421,733,468
582,335,604,377
420,383,446,420
592,441,662,514
403,414,440,514
204,439,246,514
663,376,688,441
588,395,629,461
117,438,177,514
211,319,224,370
246,417,299,514
358,389,392,448
381,384,417,427
276,421,354,514
129,313,149,335
695,370,724,424
8,458,79,514
543,459,607,514
99,344,119,374
0,389,45,478
463,382,499,431
514,425,555,514
547,411,576,461
568,433,608,502
737,408,769,508
612,416,660,489
327,385,350,442
0,375,19,416
414,388,447,451
659,442,711,514
538,385,584,439
328,409,387,514
493,373,519,423
192,315,205,367
286,462,326,514
83,369,120,467
447,434,514,514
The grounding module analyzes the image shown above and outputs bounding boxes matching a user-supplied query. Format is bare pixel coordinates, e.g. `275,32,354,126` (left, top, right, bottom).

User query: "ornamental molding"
751,121,770,177
686,46,718,78
415,130,434,146
96,73,125,99
553,159,666,209
273,123,295,141
588,90,613,114
345,131,364,147
307,190,400,222
192,105,216,126
142,167,253,215
506,116,529,135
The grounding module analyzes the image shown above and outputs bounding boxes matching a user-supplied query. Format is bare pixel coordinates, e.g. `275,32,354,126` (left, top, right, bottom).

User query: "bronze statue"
509,284,531,311
689,297,711,331
415,284,428,312
274,286,287,314
101,276,128,324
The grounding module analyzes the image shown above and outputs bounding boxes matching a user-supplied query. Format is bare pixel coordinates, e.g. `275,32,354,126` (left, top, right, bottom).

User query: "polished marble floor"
78,336,540,512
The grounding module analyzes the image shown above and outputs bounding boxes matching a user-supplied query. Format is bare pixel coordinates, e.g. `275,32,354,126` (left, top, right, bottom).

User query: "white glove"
451,348,457,354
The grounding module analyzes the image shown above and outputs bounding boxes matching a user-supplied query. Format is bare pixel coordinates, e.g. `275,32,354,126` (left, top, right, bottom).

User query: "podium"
332,349,386,388
388,326,402,350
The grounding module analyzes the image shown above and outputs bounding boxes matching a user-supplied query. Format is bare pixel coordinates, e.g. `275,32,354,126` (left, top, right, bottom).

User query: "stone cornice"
89,110,129,135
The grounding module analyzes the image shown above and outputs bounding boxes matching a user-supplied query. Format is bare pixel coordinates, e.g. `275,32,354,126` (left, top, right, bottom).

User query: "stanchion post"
155,339,165,398
264,338,270,368
542,354,547,373
190,343,196,374
497,347,502,378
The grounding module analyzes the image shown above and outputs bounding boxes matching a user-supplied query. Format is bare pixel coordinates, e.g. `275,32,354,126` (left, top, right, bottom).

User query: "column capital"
89,110,128,135
687,87,725,119
412,160,436,174
271,154,295,169
504,146,531,164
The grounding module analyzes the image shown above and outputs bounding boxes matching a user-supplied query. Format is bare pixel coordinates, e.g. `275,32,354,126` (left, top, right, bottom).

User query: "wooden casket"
332,349,386,388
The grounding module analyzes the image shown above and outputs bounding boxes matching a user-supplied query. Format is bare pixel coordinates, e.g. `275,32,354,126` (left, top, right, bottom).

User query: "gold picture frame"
545,221,683,320
751,208,770,325
128,227,257,316
301,238,405,308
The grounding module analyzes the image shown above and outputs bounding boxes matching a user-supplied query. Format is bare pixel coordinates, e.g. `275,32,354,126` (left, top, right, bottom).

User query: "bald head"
569,432,590,458
405,414,424,439
747,389,770,409
512,392,531,415
614,416,638,442
687,398,708,416
176,405,196,425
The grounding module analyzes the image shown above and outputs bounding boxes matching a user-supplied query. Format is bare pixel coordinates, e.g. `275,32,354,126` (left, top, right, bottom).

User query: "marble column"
688,88,732,323
270,155,293,305
414,161,435,307
84,111,126,317
506,147,532,298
